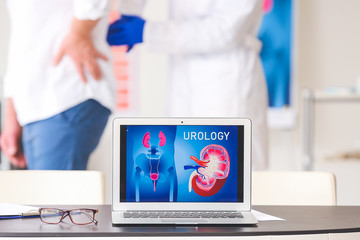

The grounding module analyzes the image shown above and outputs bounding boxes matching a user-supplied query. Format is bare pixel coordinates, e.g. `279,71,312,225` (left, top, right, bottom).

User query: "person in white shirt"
0,0,116,170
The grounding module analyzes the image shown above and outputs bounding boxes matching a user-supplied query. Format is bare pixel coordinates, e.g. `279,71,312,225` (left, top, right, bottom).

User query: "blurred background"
1,0,360,205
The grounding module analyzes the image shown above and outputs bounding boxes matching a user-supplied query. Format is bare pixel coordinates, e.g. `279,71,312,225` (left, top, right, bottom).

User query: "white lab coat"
119,0,268,170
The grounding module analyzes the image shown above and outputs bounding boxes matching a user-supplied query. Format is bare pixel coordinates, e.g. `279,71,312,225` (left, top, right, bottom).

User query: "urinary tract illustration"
133,130,177,202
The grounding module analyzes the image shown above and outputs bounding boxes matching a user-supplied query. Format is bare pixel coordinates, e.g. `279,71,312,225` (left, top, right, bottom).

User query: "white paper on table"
251,209,285,221
0,203,39,216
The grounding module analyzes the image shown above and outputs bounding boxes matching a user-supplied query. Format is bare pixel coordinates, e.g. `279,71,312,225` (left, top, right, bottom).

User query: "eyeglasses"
39,208,98,225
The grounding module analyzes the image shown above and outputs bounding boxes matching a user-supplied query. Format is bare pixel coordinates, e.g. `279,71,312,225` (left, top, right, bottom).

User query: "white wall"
0,1,10,170
0,1,9,79
298,0,360,160
304,0,360,205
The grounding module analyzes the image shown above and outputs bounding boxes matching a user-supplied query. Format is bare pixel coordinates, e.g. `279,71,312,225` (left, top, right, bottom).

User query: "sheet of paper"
0,203,39,216
252,209,285,221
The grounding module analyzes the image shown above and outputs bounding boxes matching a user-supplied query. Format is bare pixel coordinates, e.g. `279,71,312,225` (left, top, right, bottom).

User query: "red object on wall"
109,10,130,111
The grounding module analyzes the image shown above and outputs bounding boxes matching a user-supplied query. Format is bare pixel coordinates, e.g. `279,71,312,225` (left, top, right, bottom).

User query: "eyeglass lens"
40,208,63,224
40,208,97,225
69,209,96,224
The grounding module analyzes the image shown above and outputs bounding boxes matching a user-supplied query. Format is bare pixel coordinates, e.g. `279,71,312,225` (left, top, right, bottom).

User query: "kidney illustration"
184,144,230,197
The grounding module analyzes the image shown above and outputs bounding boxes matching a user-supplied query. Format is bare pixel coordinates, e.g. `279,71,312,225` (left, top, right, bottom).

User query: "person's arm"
53,0,109,82
0,98,26,168
144,0,262,54
53,18,107,82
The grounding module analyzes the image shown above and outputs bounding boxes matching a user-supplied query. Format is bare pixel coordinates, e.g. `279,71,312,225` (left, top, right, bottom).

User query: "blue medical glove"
107,15,145,48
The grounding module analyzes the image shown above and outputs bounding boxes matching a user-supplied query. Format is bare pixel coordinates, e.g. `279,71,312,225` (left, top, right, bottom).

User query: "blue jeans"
22,99,110,170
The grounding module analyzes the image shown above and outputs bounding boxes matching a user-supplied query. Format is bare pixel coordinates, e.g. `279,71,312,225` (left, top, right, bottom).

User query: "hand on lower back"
53,18,107,83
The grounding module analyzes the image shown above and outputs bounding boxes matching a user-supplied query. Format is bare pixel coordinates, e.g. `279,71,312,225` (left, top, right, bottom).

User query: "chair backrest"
252,171,337,206
0,170,105,205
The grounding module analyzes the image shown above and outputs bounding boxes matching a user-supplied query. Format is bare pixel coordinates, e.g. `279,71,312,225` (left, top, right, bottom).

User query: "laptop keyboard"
124,211,243,219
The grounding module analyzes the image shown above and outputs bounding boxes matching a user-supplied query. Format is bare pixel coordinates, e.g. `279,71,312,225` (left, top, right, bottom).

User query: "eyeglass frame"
39,208,99,225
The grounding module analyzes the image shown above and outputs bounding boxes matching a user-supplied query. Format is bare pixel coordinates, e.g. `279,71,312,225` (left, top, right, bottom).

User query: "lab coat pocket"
188,54,240,116
191,0,213,16
171,0,213,18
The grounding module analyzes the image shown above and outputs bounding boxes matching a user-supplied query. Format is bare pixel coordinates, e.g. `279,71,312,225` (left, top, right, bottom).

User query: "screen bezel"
112,118,252,211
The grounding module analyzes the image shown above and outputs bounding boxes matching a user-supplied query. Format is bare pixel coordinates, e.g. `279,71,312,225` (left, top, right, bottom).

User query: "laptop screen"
119,125,244,203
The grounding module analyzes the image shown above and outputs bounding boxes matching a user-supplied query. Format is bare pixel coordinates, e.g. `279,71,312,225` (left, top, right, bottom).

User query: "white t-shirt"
4,0,116,126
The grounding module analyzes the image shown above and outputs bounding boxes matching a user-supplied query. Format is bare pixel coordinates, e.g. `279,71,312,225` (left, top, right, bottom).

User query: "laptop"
112,117,257,225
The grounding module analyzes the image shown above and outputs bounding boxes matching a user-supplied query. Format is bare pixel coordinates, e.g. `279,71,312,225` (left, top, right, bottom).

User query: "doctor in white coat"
108,0,268,170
